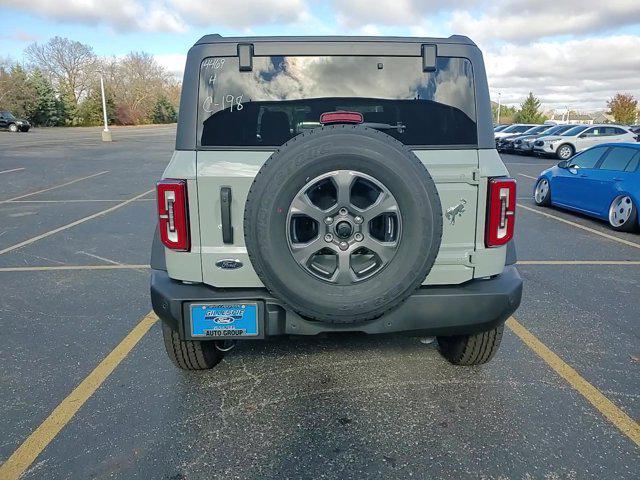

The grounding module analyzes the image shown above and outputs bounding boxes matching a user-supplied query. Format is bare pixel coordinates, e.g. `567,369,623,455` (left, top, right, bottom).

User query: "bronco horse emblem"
445,199,467,225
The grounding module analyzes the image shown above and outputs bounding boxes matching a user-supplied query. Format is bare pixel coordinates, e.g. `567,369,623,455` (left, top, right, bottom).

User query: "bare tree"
114,52,172,124
25,36,97,107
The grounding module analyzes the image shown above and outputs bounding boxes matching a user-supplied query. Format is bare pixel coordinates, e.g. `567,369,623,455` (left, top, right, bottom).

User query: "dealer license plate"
190,303,258,337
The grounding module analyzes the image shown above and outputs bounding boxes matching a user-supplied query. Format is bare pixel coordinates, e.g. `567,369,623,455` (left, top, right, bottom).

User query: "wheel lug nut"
324,233,334,242
354,216,363,224
354,233,363,242
339,208,348,216
339,241,349,251
324,216,334,225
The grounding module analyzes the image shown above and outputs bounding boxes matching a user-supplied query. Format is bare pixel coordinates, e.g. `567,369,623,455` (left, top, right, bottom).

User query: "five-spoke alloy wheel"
608,195,638,232
533,178,551,206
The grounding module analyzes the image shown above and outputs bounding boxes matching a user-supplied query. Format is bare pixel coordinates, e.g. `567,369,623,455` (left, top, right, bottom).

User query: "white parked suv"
533,124,636,160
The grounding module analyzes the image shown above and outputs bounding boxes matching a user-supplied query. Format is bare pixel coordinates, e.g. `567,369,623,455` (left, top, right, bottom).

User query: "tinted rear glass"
198,56,477,148
599,147,637,171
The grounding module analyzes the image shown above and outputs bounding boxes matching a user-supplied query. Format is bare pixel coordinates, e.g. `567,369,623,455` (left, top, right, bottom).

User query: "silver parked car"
494,123,538,139
513,124,574,154
533,124,637,160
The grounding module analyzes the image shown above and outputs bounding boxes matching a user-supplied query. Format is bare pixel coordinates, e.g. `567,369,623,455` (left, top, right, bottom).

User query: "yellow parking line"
506,317,640,447
0,171,109,204
518,260,640,265
0,168,25,175
0,189,154,255
518,203,640,250
0,311,158,480
0,264,150,272
518,173,538,180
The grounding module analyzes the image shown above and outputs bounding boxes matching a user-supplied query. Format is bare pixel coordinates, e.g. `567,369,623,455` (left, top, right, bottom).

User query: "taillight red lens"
156,179,190,251
485,178,516,247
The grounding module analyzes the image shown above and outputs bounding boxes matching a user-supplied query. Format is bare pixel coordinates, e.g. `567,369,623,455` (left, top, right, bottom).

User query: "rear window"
599,147,638,171
198,55,477,148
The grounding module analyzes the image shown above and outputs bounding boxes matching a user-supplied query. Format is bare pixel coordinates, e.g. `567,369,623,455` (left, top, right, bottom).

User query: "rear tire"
161,323,224,370
8,123,18,132
608,195,638,232
437,324,504,366
533,178,551,206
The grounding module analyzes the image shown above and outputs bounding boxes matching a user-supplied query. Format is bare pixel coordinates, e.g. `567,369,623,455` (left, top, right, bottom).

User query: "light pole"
496,92,502,124
99,73,112,142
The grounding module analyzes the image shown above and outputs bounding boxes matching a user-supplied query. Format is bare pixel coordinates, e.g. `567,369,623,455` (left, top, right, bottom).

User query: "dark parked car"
0,111,30,132
497,124,553,153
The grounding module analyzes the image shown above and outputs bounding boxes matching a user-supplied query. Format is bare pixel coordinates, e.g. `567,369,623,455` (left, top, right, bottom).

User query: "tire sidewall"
245,126,443,322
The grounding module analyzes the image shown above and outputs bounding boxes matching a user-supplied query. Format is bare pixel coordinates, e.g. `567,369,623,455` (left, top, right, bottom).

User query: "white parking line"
7,199,154,203
518,203,640,250
0,168,25,175
0,171,109,204
518,173,538,180
518,260,640,265
0,188,153,255
76,251,122,265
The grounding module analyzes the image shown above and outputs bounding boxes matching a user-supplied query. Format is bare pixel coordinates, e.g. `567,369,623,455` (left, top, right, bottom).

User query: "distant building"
590,112,615,124
548,111,594,125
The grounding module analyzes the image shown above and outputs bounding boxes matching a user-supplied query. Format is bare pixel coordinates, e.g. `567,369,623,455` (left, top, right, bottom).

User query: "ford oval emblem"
213,316,235,324
215,259,243,270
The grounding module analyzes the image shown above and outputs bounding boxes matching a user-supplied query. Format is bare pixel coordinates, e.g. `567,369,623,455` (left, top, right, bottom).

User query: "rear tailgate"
196,148,480,287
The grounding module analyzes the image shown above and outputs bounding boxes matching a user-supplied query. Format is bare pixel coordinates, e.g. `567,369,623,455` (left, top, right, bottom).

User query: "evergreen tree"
515,92,546,123
2,64,37,118
151,95,178,124
26,69,61,126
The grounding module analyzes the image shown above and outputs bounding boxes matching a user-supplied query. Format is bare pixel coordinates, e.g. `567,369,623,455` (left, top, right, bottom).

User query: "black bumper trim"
151,266,522,339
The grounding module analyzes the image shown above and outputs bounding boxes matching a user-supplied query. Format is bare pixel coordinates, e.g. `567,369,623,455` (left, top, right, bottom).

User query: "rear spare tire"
244,125,442,323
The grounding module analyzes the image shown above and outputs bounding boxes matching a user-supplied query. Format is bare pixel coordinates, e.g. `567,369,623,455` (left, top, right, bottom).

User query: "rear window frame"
195,53,479,151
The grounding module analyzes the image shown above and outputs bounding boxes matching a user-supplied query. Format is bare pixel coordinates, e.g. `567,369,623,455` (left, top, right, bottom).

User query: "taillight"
485,178,516,247
156,179,190,251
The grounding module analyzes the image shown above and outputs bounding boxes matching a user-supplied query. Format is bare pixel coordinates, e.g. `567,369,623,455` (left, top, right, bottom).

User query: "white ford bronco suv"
150,35,522,370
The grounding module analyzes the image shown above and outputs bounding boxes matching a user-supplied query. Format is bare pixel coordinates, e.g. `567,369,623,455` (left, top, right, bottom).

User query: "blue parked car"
534,143,640,232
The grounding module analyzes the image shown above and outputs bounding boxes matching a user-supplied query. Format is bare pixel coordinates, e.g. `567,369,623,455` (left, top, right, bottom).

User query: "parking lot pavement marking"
0,188,154,256
506,317,640,447
0,264,150,272
0,171,109,204
518,260,640,265
0,311,158,480
7,199,155,203
76,251,122,265
518,173,538,180
0,168,25,175
517,203,640,250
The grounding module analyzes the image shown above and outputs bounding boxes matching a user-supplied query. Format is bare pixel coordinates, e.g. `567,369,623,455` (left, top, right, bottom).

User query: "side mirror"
557,160,569,168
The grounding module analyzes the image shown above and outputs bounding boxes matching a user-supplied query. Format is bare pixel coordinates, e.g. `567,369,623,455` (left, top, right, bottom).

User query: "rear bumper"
151,266,522,339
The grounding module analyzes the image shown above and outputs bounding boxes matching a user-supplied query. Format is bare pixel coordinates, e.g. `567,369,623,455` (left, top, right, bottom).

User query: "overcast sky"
1,0,639,111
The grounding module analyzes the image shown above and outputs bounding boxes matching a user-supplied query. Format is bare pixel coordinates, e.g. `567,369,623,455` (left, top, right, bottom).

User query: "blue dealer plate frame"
190,303,259,338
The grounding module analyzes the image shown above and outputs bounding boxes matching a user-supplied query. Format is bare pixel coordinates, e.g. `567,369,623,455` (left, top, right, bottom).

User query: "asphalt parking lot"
0,126,638,479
